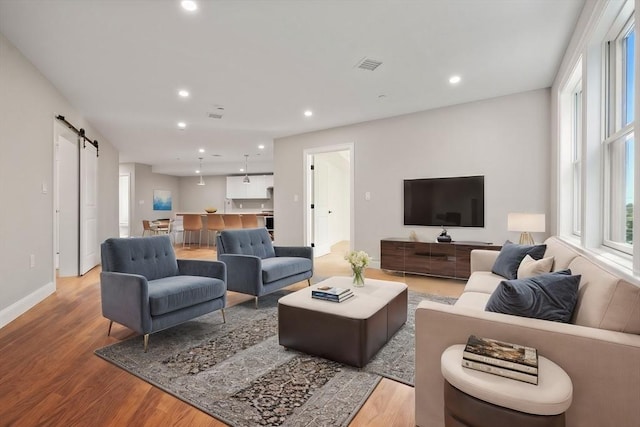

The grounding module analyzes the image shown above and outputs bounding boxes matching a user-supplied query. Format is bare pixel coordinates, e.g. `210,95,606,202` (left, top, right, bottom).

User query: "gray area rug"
95,288,456,426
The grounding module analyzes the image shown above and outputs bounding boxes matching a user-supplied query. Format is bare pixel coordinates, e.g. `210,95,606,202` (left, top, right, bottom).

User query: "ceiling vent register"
355,57,383,71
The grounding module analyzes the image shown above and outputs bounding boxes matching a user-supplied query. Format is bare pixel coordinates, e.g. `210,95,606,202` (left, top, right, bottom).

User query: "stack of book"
311,286,354,303
461,335,539,385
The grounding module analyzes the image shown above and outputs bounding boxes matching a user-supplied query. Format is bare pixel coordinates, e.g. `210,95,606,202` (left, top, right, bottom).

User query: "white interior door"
119,174,130,237
80,142,99,275
56,135,79,276
313,158,331,257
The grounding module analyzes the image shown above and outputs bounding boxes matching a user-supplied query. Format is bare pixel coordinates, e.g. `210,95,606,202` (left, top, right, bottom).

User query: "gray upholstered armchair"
216,227,313,307
100,235,227,351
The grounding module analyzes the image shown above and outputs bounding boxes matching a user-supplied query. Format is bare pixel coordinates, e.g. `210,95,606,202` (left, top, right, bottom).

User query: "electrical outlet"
30,254,35,268
294,194,299,202
261,203,264,209
239,203,243,208
365,191,371,201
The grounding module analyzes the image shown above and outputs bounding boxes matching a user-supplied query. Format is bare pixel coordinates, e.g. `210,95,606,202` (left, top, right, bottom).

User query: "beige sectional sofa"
415,236,640,427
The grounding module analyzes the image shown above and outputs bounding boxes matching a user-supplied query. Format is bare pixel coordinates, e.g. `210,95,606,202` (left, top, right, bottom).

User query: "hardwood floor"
0,241,463,426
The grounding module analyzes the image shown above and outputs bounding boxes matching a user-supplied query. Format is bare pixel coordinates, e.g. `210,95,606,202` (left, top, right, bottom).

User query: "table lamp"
507,213,546,245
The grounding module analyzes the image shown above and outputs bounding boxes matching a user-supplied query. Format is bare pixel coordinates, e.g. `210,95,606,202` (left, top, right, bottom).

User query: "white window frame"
571,81,583,237
602,9,635,255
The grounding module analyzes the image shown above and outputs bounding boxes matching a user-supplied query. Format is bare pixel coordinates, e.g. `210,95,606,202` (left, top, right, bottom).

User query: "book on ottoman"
462,335,539,384
312,286,353,302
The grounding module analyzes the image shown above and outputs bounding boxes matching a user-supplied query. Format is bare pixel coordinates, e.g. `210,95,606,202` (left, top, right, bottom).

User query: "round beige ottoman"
441,344,572,427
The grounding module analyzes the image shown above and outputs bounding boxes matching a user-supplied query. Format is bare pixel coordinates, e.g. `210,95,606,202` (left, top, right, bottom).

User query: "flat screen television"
404,175,484,227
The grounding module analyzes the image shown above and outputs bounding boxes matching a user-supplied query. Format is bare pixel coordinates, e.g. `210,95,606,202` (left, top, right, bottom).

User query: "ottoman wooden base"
444,382,565,427
441,345,571,427
278,277,408,368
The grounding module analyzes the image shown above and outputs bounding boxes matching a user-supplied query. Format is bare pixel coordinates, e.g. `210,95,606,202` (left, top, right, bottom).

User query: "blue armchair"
100,235,227,351
216,227,313,308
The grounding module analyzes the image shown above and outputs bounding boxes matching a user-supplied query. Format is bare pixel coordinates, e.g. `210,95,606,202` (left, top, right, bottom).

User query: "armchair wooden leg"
143,334,149,353
307,279,312,287
107,320,113,336
221,308,226,324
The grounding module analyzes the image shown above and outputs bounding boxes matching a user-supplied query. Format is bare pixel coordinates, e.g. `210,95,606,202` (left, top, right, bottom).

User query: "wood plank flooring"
0,242,463,426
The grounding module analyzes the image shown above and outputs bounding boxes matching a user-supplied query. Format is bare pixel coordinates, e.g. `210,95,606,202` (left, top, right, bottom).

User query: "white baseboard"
0,282,55,329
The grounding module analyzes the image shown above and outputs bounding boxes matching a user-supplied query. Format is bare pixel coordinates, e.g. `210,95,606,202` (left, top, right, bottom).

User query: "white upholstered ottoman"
441,344,573,427
278,277,408,367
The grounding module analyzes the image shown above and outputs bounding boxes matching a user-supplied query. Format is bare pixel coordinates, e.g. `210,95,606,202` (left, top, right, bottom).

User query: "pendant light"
196,157,205,186
242,154,250,184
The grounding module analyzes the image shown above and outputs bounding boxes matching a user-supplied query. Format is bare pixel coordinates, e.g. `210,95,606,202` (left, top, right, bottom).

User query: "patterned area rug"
95,288,456,427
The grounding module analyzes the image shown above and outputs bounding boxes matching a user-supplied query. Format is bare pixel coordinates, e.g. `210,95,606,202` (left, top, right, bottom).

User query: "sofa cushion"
464,271,503,294
101,235,179,281
543,237,580,271
148,275,226,316
455,291,492,310
261,257,313,283
491,241,547,279
218,228,276,259
568,257,640,333
517,255,554,279
485,270,580,323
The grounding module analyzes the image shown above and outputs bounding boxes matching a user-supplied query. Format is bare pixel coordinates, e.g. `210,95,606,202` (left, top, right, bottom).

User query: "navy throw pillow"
491,240,547,279
485,270,581,323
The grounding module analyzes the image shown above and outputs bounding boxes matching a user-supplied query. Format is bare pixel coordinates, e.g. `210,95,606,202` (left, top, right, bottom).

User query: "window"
571,83,583,236
604,15,635,254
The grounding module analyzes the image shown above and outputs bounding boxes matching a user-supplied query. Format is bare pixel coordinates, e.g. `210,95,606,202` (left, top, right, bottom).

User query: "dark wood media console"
380,238,501,280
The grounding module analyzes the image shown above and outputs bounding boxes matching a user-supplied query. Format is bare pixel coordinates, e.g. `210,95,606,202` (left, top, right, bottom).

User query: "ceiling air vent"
208,106,225,119
355,57,383,71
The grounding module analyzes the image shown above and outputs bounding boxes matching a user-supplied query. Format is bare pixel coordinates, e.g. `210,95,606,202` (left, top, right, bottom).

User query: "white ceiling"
0,0,584,176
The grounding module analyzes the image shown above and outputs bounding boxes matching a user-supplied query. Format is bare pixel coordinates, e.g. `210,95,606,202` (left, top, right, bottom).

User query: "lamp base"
518,232,535,245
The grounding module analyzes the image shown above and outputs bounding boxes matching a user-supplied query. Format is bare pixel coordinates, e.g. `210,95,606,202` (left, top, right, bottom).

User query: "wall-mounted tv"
404,175,484,227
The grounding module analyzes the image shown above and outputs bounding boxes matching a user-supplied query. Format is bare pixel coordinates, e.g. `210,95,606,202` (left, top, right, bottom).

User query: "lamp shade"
507,213,546,232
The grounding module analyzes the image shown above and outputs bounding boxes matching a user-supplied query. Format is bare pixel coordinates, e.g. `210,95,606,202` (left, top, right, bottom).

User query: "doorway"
305,144,354,257
53,120,100,278
54,131,79,276
119,174,130,237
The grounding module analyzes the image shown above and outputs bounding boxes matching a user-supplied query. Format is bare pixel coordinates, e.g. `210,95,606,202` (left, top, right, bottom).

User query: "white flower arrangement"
344,250,371,269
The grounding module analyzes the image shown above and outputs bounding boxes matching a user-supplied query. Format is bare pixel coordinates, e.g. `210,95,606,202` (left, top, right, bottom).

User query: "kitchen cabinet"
226,175,273,199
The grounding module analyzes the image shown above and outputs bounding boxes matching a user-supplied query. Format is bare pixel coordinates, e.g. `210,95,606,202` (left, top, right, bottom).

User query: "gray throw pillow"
485,270,581,323
491,240,547,279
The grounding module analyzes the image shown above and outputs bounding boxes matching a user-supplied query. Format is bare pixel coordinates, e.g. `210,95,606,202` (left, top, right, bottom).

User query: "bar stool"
240,213,259,228
221,214,242,229
182,214,203,248
206,214,225,247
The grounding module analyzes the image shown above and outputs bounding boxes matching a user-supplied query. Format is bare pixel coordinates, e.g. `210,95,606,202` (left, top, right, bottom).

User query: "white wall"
274,89,551,263
179,175,227,213
0,31,119,326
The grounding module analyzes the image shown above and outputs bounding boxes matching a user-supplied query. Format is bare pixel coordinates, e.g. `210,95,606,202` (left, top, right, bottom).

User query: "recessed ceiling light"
177,122,186,129
240,168,245,172
304,110,313,117
195,169,200,174
178,89,190,97
449,75,461,84
258,144,265,149
181,1,198,12
198,148,205,153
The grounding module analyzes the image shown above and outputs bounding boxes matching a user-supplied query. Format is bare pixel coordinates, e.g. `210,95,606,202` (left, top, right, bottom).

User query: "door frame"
303,143,354,253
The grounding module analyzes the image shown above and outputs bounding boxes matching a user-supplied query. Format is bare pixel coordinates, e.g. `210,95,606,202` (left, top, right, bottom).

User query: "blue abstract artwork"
153,190,172,211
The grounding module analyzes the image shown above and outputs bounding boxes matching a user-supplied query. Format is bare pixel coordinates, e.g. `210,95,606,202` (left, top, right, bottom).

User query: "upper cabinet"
226,175,273,199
